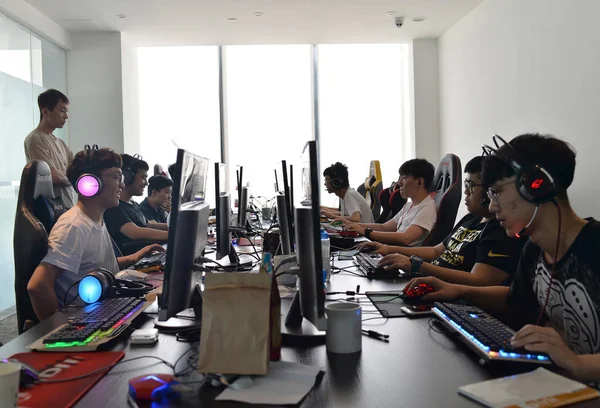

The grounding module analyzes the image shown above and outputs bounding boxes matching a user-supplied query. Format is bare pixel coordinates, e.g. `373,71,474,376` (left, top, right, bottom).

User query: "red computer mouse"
129,374,180,401
402,283,435,304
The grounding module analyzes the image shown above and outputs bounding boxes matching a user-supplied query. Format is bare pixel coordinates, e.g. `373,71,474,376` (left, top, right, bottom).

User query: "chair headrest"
18,161,54,214
154,164,164,176
430,154,461,194
33,161,54,200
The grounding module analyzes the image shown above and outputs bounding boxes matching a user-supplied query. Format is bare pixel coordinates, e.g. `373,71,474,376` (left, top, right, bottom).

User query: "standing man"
24,89,77,208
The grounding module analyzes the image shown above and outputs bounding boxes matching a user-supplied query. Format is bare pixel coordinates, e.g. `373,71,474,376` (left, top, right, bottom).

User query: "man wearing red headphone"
406,134,600,382
27,147,163,322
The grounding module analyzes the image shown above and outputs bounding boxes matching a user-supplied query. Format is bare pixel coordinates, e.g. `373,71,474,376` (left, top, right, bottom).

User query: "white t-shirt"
341,188,375,223
391,195,437,246
41,206,120,306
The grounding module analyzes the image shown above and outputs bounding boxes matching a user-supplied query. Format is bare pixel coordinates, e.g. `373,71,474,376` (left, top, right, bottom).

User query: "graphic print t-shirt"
506,218,600,355
432,214,525,281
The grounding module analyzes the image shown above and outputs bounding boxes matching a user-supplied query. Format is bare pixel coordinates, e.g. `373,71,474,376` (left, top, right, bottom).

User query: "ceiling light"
228,17,237,22
412,17,426,22
386,11,397,16
116,14,126,19
254,12,264,17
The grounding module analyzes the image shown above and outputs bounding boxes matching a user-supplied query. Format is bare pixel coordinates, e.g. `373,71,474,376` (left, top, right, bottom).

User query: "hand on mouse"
345,223,365,236
358,241,387,254
134,244,165,263
378,253,410,270
402,277,461,302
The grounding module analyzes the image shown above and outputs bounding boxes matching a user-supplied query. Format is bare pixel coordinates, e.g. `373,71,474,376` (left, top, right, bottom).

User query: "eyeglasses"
487,180,516,203
102,172,124,185
464,180,483,194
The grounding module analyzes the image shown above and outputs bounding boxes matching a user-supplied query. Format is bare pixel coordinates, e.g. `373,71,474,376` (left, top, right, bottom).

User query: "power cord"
62,279,82,308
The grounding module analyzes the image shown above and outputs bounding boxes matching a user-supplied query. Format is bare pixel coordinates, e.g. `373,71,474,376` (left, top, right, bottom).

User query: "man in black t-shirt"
104,154,169,254
139,175,172,223
362,156,525,286
405,134,600,382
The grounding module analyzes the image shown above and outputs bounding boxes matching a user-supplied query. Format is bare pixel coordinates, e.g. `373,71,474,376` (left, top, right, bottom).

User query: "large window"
317,44,411,207
137,46,220,205
225,45,313,202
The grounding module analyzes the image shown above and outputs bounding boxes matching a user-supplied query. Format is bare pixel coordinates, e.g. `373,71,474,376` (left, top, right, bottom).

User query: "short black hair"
323,162,349,188
121,153,149,175
148,175,173,196
38,89,69,121
464,156,483,174
399,159,435,189
482,133,576,199
67,148,122,188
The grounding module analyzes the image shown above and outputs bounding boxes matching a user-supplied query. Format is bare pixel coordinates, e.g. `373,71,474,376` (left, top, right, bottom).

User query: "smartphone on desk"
400,304,433,317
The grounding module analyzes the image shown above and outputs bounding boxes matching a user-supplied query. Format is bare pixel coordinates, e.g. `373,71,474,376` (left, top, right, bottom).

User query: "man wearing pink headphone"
27,146,163,322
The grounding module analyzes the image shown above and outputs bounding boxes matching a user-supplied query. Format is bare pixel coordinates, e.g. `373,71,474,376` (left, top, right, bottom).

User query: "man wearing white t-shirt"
343,159,437,246
27,147,163,322
320,162,374,223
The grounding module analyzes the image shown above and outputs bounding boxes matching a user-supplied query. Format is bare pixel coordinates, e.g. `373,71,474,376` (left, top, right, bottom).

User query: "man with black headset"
320,162,374,223
27,147,163,321
406,133,600,381
360,156,525,286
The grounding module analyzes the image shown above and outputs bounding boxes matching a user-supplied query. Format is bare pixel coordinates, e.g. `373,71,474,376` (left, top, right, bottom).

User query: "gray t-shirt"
341,188,374,223
391,195,437,246
41,206,120,306
24,129,77,208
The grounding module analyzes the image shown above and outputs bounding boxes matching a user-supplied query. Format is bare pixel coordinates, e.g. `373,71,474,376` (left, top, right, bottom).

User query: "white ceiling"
25,0,482,46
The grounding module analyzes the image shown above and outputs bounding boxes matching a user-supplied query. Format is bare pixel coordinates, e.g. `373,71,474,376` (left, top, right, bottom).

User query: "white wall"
412,39,441,166
439,0,600,219
121,33,141,155
67,32,124,153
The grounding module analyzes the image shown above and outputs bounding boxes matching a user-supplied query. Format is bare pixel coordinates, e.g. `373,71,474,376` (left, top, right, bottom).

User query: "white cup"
0,361,21,408
326,302,362,354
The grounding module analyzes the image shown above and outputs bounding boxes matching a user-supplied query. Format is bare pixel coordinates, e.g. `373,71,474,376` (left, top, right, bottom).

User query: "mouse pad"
366,291,410,318
11,351,125,408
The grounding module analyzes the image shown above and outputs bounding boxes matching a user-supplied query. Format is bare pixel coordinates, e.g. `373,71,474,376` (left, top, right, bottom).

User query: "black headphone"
329,164,347,189
123,154,143,186
74,144,103,198
482,134,556,204
78,268,154,304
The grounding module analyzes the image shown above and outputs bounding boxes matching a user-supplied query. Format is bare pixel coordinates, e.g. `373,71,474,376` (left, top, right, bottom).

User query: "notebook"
458,367,600,408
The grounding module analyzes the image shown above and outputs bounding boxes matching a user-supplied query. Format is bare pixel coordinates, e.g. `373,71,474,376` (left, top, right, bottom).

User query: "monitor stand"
153,309,201,330
281,291,326,342
200,243,255,271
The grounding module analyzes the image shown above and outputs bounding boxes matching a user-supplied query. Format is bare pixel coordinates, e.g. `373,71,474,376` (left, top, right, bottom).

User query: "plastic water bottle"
321,229,331,283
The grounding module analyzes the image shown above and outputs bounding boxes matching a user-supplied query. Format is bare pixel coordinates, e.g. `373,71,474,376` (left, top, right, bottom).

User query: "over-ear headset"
75,144,103,198
482,134,556,204
123,154,143,186
329,164,347,189
78,268,154,304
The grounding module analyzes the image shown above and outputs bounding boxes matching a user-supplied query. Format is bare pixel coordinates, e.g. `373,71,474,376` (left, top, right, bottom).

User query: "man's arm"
344,218,396,232
363,242,444,261
147,220,169,231
120,223,169,241
27,263,63,321
368,224,427,245
50,168,72,186
334,211,361,223
25,138,71,186
420,262,510,286
118,244,165,269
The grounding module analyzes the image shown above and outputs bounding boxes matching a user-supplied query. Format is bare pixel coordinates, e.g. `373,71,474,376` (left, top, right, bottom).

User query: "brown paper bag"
197,272,271,375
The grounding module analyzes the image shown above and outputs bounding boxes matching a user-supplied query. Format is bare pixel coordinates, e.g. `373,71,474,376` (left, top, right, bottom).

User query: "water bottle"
321,229,331,283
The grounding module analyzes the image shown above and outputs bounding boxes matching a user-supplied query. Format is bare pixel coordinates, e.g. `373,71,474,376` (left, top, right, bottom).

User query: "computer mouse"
129,374,180,401
1,358,39,387
402,283,435,304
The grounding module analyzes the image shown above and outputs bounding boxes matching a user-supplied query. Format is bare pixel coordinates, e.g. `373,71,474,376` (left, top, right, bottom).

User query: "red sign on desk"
11,351,124,408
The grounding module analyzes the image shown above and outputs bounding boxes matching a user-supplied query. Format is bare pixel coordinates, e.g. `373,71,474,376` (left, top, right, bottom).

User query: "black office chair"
13,160,61,333
422,154,462,246
375,181,406,223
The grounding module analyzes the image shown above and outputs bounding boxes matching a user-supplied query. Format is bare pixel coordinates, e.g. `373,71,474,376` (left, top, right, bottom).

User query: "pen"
362,329,390,342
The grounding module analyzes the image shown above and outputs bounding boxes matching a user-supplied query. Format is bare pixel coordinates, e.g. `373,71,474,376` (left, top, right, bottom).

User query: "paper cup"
326,302,362,354
0,361,21,408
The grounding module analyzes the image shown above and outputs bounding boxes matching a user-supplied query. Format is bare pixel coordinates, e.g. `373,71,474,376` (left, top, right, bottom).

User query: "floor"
0,307,18,346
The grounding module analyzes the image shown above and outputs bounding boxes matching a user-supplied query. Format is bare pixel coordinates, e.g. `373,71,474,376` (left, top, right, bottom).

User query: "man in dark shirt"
104,154,169,254
362,156,525,286
405,134,600,382
139,175,172,223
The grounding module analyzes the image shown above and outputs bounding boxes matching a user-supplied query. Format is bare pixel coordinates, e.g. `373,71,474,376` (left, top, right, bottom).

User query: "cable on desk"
173,342,199,377
427,317,454,335
61,279,82,309
38,355,175,384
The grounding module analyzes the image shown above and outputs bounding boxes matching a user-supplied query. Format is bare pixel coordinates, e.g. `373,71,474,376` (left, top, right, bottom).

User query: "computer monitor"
281,160,295,251
239,185,249,228
276,193,292,255
156,148,210,330
283,141,326,337
235,165,244,225
214,162,232,261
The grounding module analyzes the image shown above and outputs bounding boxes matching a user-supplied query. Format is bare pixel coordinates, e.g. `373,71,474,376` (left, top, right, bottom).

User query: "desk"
1,265,597,407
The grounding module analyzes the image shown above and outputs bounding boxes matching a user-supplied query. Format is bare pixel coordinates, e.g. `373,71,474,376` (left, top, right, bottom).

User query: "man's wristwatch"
363,227,373,239
409,255,424,274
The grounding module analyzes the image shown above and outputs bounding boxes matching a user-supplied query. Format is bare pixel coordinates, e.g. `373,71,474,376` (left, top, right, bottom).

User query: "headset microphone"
515,205,539,238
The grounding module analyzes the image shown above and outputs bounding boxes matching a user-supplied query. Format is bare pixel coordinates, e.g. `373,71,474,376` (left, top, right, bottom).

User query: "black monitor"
235,165,244,225
156,148,210,330
283,141,326,337
214,162,232,261
239,185,249,228
281,160,295,251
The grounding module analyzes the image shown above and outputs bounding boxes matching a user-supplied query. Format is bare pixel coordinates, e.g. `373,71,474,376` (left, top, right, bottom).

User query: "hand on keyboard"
378,254,410,271
358,241,385,254
510,325,577,371
134,244,166,263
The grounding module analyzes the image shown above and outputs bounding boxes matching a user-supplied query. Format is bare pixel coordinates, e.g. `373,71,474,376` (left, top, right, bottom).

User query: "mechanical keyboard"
354,252,405,279
432,302,551,364
133,251,166,270
29,297,149,352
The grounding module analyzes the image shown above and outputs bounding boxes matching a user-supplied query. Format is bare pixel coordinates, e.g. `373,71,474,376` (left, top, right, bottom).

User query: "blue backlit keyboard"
432,302,551,364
